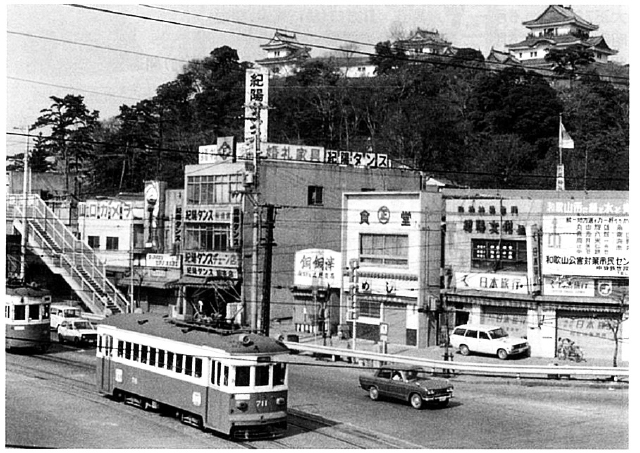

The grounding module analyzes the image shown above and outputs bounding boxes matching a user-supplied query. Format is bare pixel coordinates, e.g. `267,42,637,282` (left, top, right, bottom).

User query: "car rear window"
452,328,466,336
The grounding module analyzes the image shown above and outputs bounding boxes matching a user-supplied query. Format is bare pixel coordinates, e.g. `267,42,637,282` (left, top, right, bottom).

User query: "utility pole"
260,204,276,337
248,104,262,333
16,127,30,282
348,259,359,352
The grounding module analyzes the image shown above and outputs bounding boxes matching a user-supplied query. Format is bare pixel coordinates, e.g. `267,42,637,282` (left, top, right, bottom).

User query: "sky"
3,3,631,157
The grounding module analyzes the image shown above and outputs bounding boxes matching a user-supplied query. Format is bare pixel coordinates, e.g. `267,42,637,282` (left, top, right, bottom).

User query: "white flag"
559,121,574,149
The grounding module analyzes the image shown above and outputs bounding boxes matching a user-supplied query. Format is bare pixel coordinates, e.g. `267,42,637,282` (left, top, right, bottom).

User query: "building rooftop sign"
198,142,390,169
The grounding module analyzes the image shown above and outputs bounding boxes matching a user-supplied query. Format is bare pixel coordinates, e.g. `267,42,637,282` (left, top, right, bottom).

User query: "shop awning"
117,276,172,290
165,276,236,290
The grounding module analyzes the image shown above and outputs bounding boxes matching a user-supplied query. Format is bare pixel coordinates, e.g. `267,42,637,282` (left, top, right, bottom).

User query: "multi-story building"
340,190,443,348
394,28,455,57
505,5,618,67
182,142,423,334
442,189,629,361
255,31,312,77
76,183,182,313
336,188,628,358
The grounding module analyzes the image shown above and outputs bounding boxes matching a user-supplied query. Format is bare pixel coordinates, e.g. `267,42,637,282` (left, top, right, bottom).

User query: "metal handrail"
284,342,629,380
7,194,129,313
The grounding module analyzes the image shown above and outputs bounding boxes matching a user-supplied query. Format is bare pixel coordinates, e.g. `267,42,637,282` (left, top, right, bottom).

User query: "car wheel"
497,349,508,360
459,344,470,356
369,386,380,401
58,334,64,344
410,393,423,410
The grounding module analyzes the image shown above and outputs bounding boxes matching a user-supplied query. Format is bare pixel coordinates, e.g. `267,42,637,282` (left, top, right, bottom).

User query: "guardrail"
283,341,629,381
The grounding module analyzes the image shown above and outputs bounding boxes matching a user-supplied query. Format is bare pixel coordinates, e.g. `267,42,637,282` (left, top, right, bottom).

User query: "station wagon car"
449,324,530,360
57,319,98,345
359,365,453,409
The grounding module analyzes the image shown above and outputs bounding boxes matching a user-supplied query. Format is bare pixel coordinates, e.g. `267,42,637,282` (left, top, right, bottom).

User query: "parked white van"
50,304,83,329
449,324,530,360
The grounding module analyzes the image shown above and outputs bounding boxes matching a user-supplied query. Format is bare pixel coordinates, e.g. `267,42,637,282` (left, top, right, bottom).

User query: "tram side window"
175,354,184,373
211,361,221,386
149,347,156,366
141,345,148,364
274,363,286,386
5,306,10,319
125,342,132,360
133,343,140,362
117,340,124,357
167,352,174,371
236,366,250,387
185,355,193,376
210,361,217,385
158,349,165,368
29,304,40,320
223,365,229,386
194,358,202,378
14,305,26,321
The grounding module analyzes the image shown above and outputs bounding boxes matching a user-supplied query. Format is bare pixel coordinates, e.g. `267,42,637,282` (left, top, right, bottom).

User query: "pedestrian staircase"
6,194,130,316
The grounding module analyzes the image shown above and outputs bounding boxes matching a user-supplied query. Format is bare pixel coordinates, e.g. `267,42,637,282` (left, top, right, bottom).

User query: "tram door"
100,335,113,392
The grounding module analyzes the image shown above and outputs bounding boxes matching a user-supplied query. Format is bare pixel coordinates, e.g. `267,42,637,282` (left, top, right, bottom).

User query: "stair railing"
7,194,130,314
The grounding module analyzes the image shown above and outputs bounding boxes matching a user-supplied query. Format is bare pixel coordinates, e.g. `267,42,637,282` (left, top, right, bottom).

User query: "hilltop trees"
29,94,100,196
17,45,628,196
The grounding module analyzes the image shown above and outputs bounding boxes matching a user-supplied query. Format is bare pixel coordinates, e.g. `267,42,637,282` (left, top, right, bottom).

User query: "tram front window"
29,304,40,320
236,366,250,387
274,363,286,386
14,305,26,321
255,366,270,387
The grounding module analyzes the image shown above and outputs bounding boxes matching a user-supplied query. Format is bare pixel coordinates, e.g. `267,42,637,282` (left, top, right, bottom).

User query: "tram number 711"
256,399,268,408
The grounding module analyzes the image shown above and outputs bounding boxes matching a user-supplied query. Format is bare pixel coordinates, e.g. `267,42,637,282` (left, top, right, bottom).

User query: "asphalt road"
286,354,628,449
5,343,629,449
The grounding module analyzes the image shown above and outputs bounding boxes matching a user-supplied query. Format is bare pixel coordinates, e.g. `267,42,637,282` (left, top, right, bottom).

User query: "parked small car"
449,324,530,360
359,365,453,409
57,319,98,345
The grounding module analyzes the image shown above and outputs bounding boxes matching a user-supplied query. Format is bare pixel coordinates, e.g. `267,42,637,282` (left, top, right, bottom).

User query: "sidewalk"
273,324,628,371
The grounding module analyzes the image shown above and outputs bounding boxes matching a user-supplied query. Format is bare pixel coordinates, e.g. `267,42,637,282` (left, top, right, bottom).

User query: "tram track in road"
6,352,238,448
8,350,417,449
237,409,422,449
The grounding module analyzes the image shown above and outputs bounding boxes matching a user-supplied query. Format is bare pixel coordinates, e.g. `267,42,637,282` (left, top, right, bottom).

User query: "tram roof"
100,313,290,356
6,285,51,298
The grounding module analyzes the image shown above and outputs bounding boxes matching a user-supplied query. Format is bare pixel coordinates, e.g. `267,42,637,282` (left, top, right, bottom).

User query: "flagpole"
556,114,564,191
558,114,563,169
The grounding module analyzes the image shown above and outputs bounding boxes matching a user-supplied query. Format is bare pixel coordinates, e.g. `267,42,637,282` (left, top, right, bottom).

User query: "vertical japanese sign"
244,68,269,157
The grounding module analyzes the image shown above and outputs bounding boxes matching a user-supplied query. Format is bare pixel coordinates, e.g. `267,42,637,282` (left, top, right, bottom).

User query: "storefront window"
358,299,381,318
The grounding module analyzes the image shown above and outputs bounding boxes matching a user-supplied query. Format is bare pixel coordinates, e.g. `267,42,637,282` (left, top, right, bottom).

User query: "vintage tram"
96,313,290,438
5,285,52,352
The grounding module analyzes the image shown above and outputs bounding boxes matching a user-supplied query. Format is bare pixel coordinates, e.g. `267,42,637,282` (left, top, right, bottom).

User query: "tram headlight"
236,401,248,411
276,397,286,406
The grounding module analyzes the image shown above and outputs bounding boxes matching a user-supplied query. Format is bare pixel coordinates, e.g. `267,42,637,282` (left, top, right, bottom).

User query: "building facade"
77,185,181,313
341,190,442,348
442,189,629,361
183,142,424,334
